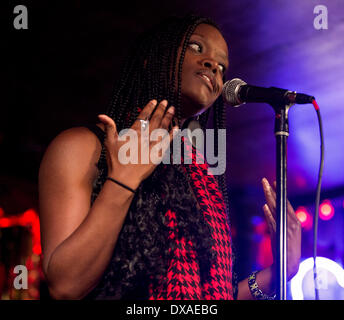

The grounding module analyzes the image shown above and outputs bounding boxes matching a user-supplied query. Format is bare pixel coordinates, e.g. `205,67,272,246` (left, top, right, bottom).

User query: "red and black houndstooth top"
86,124,235,300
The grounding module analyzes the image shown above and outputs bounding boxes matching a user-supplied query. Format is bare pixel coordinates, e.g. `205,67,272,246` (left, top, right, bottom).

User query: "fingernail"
262,177,268,186
168,106,175,114
262,179,271,193
161,100,168,107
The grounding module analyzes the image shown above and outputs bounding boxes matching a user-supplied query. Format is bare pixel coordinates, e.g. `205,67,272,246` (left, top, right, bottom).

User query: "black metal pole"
273,103,292,300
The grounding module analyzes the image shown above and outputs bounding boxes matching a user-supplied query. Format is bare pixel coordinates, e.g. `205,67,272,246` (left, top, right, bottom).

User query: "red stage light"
296,207,312,230
319,200,335,220
297,211,307,223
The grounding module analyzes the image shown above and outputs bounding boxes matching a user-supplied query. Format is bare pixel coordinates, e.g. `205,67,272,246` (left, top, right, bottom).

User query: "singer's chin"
180,87,216,119
179,94,212,119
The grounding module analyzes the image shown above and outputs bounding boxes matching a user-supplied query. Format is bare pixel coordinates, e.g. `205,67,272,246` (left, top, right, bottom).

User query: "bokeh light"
296,206,312,230
319,200,335,221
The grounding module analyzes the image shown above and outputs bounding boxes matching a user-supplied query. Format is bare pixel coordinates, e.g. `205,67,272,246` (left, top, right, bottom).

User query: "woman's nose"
202,59,218,73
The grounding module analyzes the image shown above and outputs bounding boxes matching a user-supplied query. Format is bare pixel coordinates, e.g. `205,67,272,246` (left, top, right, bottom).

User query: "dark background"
2,0,344,297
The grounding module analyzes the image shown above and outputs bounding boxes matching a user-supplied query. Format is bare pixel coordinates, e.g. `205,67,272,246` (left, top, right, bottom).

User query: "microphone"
222,78,315,107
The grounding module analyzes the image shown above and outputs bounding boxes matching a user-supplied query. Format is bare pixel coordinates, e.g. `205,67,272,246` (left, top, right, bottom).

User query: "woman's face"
178,23,229,121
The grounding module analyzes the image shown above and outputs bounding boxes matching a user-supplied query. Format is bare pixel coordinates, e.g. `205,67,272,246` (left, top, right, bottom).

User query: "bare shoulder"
38,125,105,275
46,125,103,154
39,125,104,185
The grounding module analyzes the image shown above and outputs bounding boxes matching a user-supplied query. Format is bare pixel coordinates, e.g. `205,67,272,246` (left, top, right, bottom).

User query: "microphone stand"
271,100,294,300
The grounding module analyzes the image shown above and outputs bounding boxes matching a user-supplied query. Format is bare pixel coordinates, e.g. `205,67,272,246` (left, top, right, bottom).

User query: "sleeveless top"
85,124,236,300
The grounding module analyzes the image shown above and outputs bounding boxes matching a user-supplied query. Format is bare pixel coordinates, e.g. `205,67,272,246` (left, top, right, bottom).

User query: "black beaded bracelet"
106,177,136,194
248,271,276,300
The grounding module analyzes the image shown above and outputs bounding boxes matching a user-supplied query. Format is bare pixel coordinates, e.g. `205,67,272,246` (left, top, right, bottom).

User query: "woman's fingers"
132,99,170,131
150,100,169,128
272,181,299,224
98,114,118,145
132,99,158,130
263,203,276,234
98,100,179,170
262,178,300,232
160,106,175,130
262,178,276,217
140,99,158,120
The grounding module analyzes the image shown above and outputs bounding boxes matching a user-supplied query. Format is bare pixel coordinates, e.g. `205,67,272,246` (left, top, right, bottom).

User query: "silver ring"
138,118,149,130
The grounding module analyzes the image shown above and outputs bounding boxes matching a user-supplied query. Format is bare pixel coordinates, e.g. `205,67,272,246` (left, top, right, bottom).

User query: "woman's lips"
195,73,214,92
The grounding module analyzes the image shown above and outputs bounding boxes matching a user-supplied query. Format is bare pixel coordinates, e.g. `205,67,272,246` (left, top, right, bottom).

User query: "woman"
38,14,301,300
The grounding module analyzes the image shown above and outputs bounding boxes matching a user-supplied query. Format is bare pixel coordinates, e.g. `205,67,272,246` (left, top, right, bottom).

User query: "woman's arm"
39,100,177,299
237,266,275,300
236,178,301,300
39,127,137,299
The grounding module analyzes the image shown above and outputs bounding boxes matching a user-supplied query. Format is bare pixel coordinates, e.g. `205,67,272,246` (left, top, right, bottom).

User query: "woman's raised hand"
261,178,302,280
98,99,178,191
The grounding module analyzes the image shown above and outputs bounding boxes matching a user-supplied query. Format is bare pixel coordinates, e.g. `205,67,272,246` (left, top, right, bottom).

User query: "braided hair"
88,14,233,299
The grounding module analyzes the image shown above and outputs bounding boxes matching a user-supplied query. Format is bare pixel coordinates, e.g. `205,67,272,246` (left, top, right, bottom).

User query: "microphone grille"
222,78,247,107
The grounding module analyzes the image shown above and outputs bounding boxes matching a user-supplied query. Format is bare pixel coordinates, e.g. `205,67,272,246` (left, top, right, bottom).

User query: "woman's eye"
188,42,202,53
219,65,226,74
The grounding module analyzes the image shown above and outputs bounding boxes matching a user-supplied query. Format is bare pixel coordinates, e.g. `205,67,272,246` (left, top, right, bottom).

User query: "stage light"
251,215,267,235
290,257,344,300
296,209,307,223
251,215,263,226
295,206,312,230
319,200,334,220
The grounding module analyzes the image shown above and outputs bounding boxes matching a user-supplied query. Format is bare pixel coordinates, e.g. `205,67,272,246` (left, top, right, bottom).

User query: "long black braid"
87,14,235,299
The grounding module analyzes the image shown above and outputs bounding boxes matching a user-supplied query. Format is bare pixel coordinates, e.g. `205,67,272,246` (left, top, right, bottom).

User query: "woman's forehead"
191,23,229,59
